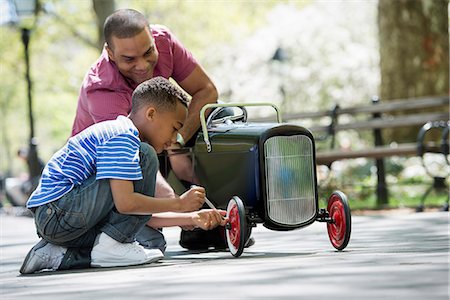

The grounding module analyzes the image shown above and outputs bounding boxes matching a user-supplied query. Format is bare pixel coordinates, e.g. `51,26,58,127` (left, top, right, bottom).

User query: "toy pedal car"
171,103,352,257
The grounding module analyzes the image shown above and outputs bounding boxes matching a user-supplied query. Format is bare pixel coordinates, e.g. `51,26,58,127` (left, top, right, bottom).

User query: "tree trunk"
93,0,116,52
378,0,449,143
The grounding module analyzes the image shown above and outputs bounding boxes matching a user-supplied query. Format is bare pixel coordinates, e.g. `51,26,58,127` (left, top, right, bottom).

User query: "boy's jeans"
33,143,166,270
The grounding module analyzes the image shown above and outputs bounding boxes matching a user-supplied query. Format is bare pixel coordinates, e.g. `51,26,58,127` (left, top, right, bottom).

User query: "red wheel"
327,191,351,251
226,196,246,257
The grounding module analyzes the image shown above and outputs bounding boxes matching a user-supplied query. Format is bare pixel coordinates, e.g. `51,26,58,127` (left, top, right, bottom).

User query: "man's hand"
178,186,205,212
192,209,228,230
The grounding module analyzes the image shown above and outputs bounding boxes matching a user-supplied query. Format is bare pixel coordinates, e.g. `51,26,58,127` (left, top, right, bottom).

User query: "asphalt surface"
0,209,448,299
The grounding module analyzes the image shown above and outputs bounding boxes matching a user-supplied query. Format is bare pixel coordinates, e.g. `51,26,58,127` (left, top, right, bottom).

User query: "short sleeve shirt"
71,25,197,136
27,116,142,208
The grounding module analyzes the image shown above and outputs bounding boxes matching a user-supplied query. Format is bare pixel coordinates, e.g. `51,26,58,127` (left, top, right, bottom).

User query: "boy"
20,77,226,274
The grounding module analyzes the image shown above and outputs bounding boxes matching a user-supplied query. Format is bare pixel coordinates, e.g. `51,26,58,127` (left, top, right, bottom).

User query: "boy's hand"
179,186,206,212
192,209,228,230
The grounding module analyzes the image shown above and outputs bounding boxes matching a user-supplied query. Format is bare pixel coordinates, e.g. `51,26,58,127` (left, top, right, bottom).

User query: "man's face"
140,102,187,153
107,27,158,84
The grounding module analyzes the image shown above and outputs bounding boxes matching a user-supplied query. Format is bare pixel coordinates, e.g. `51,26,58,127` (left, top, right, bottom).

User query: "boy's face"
140,102,187,153
107,27,158,85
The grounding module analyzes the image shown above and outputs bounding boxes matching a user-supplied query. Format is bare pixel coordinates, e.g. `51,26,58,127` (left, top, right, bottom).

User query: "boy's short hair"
131,77,189,114
104,9,148,49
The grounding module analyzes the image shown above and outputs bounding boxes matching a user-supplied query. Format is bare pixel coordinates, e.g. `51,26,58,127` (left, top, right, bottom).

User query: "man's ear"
105,44,114,61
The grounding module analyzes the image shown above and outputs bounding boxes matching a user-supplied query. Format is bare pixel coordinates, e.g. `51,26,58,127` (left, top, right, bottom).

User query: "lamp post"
1,0,41,180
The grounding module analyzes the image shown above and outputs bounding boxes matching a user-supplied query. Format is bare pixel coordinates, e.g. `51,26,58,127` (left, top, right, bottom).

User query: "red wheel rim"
327,194,347,249
226,197,246,257
228,202,241,251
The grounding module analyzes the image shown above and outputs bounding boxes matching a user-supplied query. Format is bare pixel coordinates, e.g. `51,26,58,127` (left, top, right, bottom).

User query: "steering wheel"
206,106,248,127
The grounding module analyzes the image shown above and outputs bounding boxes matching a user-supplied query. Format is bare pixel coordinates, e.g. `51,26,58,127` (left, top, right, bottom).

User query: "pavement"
0,209,448,300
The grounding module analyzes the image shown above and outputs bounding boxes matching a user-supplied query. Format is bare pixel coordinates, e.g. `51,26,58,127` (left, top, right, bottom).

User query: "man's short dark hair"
131,77,189,114
104,9,149,49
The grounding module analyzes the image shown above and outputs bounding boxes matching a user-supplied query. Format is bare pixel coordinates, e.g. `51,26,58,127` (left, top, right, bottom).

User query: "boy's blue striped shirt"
27,116,142,208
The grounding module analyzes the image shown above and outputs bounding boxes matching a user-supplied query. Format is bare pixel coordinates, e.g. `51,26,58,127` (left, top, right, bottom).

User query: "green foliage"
317,154,449,211
385,159,403,177
120,0,303,63
0,0,308,175
0,27,28,174
1,0,102,174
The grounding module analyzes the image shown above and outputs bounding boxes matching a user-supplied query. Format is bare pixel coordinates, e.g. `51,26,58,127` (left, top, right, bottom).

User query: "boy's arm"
109,179,205,214
147,210,227,230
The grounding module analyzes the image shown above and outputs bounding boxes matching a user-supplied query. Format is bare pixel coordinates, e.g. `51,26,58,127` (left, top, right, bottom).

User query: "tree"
378,0,449,142
93,0,115,51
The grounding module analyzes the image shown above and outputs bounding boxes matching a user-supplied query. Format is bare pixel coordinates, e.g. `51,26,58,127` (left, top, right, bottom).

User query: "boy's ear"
146,106,156,120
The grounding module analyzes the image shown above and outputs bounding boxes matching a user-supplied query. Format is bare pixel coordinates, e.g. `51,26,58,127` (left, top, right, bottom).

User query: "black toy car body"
169,103,351,257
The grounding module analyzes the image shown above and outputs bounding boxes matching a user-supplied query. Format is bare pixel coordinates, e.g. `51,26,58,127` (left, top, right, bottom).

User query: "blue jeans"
33,143,166,270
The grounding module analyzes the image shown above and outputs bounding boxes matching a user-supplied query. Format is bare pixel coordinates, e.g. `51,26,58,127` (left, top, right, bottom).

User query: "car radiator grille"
264,135,316,225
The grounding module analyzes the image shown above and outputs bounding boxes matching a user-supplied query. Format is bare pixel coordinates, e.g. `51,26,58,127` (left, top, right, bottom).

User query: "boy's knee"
140,142,157,160
139,142,158,169
136,142,159,196
135,226,167,253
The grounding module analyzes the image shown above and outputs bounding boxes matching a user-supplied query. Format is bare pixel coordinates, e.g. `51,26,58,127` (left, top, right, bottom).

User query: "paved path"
0,210,448,299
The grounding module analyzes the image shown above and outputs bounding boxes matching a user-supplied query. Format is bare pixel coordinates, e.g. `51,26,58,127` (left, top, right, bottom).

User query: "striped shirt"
27,116,142,208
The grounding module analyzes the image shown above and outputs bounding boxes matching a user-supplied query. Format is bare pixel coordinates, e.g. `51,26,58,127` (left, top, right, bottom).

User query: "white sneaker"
91,232,164,268
20,239,66,274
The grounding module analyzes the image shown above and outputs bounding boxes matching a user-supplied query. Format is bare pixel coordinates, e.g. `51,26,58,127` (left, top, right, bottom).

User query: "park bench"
257,95,449,208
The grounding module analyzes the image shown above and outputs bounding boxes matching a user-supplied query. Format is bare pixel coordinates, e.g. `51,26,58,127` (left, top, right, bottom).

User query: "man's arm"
155,171,177,198
176,64,218,142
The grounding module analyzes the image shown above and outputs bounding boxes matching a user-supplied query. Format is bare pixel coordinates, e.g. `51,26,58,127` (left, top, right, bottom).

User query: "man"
70,8,224,250
71,9,217,141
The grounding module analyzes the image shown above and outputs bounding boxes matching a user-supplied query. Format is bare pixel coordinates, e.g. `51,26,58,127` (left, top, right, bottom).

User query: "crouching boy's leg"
135,226,166,253
20,173,111,274
89,143,164,267
20,143,163,273
135,142,167,253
